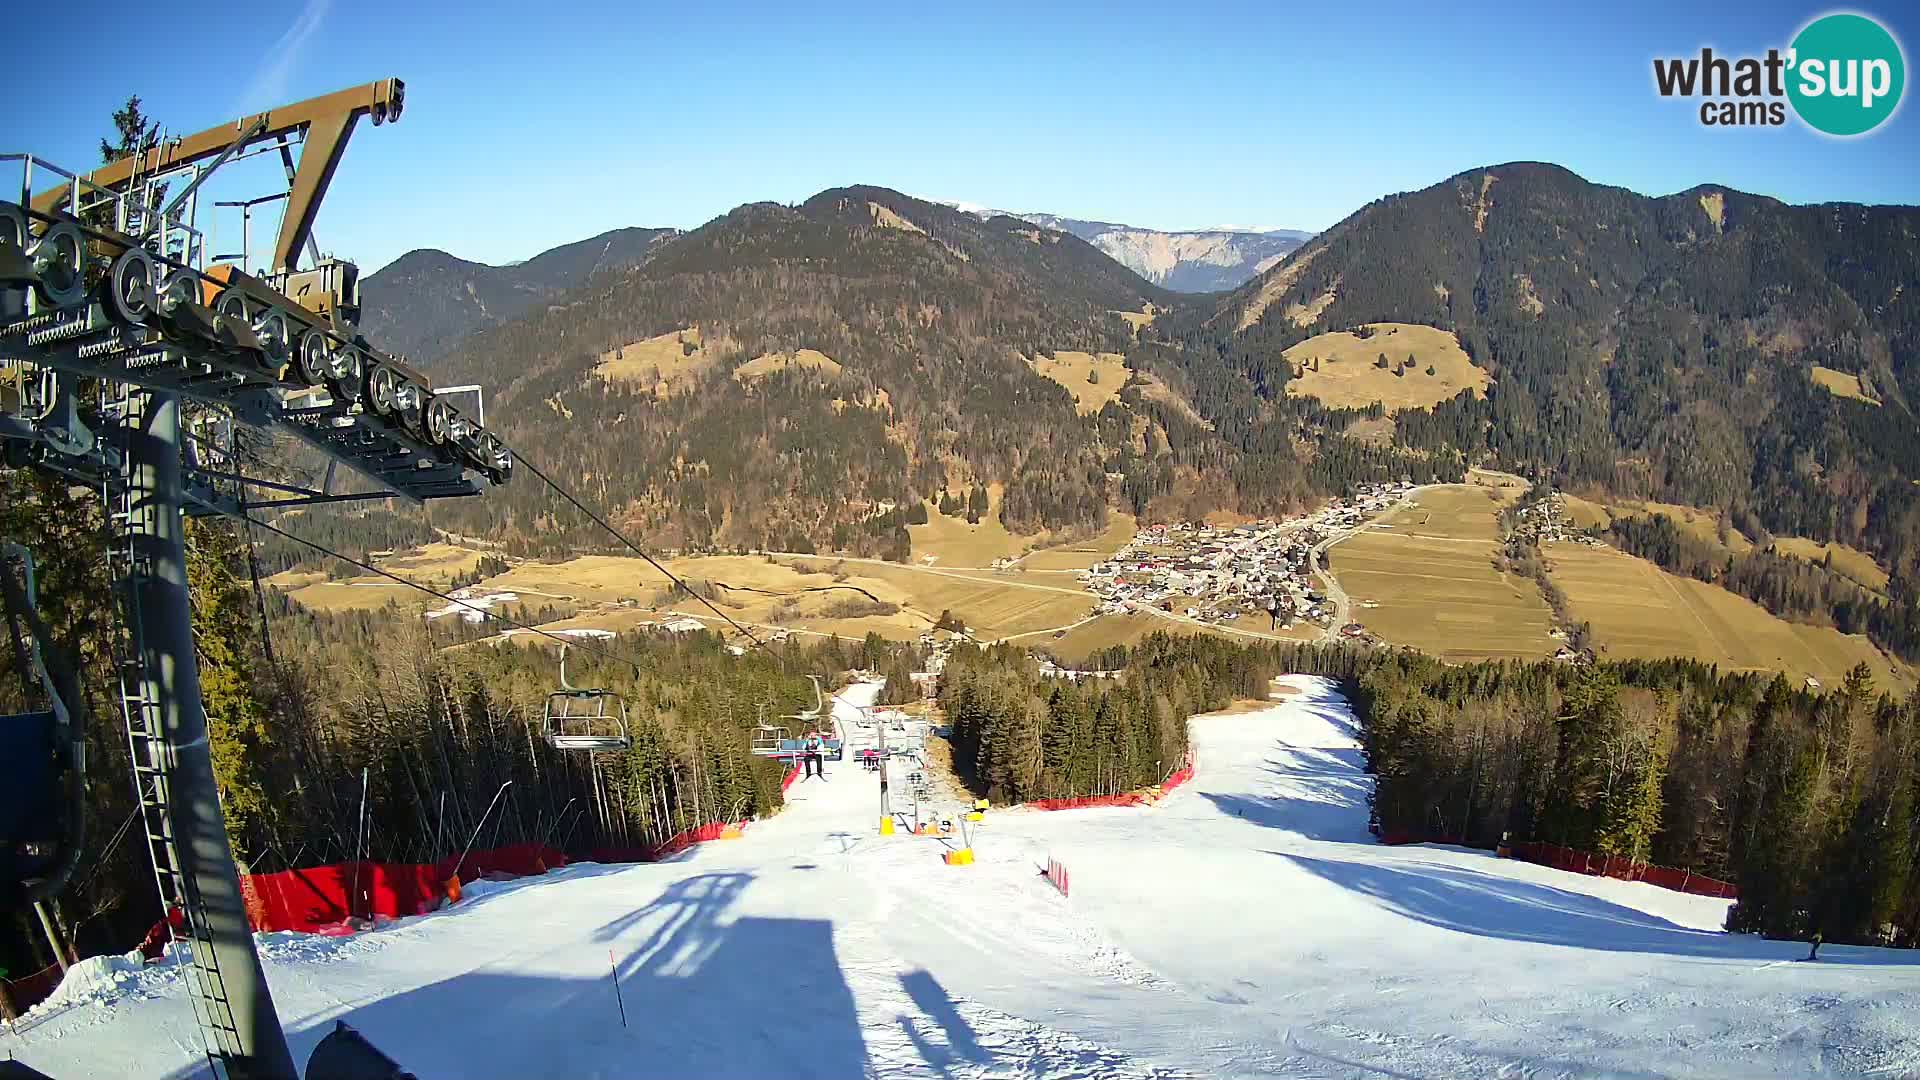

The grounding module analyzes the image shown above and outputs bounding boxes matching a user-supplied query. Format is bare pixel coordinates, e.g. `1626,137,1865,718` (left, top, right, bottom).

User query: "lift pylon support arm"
32,78,404,273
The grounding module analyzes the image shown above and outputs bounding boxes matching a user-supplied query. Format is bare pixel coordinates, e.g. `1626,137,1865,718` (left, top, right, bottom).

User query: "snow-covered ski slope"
9,676,1919,1078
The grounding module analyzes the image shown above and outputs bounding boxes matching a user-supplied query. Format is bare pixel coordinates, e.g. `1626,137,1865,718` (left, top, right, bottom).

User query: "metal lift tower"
1,79,510,1080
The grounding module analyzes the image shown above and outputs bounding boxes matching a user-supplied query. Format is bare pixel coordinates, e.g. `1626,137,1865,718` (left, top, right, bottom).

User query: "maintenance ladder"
103,386,242,1078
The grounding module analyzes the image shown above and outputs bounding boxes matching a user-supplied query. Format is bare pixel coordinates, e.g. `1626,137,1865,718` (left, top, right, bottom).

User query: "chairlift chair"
777,674,843,760
1,543,86,904
542,644,632,752
750,721,789,756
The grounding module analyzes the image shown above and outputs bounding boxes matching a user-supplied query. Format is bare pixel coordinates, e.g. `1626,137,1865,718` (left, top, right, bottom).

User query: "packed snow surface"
8,677,1917,1078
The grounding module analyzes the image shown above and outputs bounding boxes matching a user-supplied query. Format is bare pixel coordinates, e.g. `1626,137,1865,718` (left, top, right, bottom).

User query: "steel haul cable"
507,450,782,663
246,515,681,679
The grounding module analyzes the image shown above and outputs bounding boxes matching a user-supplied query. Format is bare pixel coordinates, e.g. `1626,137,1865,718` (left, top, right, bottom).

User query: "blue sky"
6,0,1916,273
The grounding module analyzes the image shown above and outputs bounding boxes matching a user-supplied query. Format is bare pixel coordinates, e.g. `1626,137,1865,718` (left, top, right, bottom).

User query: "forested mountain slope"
419,187,1457,557
1168,162,1919,576
357,225,678,362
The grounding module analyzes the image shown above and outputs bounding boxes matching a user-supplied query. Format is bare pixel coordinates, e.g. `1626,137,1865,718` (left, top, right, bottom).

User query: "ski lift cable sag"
506,449,781,664
242,514,654,676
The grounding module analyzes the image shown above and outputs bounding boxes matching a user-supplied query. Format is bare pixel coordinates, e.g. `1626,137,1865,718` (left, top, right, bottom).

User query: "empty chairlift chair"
1,543,86,904
751,721,789,756
542,645,631,752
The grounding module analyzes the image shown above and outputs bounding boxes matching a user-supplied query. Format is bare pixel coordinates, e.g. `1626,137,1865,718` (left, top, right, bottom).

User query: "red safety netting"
230,841,570,937
2,961,65,1016
1028,750,1195,812
586,817,751,867
1508,841,1738,899
781,764,802,792
1027,792,1148,812
1372,832,1738,900
1158,751,1196,797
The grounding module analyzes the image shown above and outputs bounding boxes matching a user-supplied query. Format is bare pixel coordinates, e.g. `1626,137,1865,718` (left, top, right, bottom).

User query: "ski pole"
609,949,628,1028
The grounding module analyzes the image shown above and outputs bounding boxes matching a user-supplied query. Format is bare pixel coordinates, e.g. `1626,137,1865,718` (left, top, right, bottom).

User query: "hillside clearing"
1547,543,1912,693
1281,323,1488,411
1767,537,1892,593
1234,244,1321,331
1018,513,1138,571
1112,304,1157,333
908,485,1028,565
733,348,843,382
271,542,504,612
1028,350,1129,414
1132,373,1212,430
1560,495,1753,554
593,328,714,397
1810,365,1880,405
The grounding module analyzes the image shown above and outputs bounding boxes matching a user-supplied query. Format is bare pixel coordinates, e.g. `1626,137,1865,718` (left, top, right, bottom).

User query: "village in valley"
1078,481,1416,631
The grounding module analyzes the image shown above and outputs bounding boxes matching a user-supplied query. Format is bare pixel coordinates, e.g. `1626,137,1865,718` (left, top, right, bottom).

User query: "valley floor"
14,680,1918,1078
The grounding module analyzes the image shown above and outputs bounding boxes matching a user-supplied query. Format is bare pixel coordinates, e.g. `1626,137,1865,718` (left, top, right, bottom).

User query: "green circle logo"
1788,13,1906,136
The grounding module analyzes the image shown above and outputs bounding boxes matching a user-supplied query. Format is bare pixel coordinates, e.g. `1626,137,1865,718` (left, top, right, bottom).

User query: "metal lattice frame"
0,79,507,1080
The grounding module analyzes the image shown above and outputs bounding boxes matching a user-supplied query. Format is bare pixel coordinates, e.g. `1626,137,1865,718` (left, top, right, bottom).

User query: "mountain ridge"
357,224,679,362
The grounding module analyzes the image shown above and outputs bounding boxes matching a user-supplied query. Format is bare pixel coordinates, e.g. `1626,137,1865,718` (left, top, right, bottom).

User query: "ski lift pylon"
542,644,631,752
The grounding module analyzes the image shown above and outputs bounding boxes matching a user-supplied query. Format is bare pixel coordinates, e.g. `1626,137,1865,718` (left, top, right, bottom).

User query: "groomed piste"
8,678,1918,1078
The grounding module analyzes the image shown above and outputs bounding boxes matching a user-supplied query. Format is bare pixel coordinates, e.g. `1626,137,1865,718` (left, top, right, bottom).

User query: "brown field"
378,542,493,584
1281,323,1488,412
1028,351,1130,415
1368,484,1518,543
839,562,1094,640
1810,365,1879,405
1042,613,1276,665
277,580,426,612
265,569,328,590
1466,467,1531,491
1331,531,1559,662
459,550,1098,644
1547,543,1912,693
1113,304,1157,333
272,542,503,611
1559,494,1615,531
594,328,715,397
733,348,843,382
1561,496,1752,554
1019,513,1138,571
1763,538,1892,593
908,485,1028,566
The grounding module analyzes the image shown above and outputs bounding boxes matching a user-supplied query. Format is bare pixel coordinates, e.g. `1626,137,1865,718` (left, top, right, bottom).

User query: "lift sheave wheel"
28,221,84,309
107,248,157,326
297,328,332,386
0,202,33,285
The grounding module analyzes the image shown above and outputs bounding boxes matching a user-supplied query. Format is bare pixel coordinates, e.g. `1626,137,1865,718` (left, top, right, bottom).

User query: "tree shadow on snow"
1275,695,1364,745
168,872,875,1080
1198,744,1375,843
1275,851,1920,965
